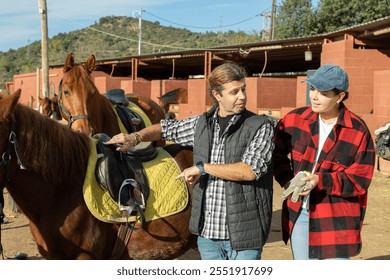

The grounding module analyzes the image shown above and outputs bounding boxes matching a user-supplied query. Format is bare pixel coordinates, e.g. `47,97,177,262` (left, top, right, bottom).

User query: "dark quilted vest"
189,107,274,250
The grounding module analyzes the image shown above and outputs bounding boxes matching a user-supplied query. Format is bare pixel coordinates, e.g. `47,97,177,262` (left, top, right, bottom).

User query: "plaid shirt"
161,112,274,239
273,104,375,259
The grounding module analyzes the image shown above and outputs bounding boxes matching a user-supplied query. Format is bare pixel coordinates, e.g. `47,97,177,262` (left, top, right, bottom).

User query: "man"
107,63,274,260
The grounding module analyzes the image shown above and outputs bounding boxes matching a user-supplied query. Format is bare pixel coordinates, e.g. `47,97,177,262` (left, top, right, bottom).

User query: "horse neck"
9,105,90,215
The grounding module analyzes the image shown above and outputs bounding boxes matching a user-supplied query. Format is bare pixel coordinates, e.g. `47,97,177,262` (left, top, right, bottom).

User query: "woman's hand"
299,173,319,196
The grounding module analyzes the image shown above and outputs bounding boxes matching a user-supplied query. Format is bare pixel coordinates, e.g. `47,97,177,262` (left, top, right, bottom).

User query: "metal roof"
85,16,390,80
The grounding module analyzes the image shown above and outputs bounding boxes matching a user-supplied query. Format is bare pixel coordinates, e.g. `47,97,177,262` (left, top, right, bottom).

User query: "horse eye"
64,89,71,96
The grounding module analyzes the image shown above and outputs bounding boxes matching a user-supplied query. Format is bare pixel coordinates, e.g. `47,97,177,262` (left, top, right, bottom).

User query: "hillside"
0,16,260,88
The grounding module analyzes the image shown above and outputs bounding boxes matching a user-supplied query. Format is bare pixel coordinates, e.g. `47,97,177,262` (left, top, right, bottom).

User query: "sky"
0,0,281,52
0,0,322,53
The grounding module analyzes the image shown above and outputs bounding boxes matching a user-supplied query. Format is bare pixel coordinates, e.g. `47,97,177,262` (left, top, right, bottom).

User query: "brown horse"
58,52,165,137
158,88,188,117
0,89,195,259
38,95,61,120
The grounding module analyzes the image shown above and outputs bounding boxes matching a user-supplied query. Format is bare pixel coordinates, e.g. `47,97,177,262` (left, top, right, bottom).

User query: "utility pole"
260,12,271,41
132,8,142,55
270,0,277,40
38,0,49,98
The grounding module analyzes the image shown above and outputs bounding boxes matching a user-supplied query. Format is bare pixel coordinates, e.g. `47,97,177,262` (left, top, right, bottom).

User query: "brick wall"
256,77,297,109
322,35,390,119
373,70,390,128
13,68,63,108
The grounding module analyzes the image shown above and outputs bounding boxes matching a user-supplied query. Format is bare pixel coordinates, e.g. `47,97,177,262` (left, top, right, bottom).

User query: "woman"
273,64,375,259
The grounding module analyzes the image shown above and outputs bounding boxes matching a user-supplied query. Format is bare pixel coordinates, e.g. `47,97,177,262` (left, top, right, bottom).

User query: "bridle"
57,80,90,128
0,121,27,260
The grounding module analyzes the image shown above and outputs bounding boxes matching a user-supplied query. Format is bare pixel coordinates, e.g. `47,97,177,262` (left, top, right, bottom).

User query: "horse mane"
14,103,91,187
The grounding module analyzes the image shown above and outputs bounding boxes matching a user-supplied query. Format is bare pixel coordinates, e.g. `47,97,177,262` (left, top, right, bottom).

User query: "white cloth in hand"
282,171,312,202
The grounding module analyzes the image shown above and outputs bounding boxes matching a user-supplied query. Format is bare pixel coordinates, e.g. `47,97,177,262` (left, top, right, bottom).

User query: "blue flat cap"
304,64,349,92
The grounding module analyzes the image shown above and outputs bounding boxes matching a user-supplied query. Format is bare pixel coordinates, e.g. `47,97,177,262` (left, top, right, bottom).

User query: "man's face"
213,79,247,117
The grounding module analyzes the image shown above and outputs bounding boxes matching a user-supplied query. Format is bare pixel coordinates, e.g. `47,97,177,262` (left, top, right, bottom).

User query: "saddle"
104,89,146,133
93,133,157,229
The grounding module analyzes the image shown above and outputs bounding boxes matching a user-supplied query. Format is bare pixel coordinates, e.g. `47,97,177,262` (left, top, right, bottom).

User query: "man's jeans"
197,236,262,260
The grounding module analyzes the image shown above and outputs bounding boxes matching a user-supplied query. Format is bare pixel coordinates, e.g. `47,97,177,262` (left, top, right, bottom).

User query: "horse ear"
64,52,75,73
85,54,96,74
0,88,21,119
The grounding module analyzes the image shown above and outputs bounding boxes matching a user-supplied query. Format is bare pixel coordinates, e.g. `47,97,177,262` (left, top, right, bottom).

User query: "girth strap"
110,224,132,259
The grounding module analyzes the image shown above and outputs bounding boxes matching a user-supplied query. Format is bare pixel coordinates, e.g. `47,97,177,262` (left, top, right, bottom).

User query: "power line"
49,9,267,53
143,8,271,30
50,11,195,51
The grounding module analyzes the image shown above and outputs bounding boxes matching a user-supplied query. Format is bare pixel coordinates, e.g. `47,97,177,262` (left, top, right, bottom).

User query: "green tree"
274,0,315,39
315,0,390,33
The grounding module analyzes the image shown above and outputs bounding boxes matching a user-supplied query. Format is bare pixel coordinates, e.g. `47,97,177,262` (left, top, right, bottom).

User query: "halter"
0,121,27,260
57,80,90,128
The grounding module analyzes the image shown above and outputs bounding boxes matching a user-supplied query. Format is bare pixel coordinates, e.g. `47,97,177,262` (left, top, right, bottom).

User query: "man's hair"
208,63,247,103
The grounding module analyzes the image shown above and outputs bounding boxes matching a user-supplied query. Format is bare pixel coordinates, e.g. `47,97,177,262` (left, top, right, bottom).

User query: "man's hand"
105,132,143,152
175,166,200,185
282,171,313,202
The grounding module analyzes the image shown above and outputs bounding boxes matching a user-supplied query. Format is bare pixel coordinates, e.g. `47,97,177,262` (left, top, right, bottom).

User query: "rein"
0,121,27,260
58,80,89,128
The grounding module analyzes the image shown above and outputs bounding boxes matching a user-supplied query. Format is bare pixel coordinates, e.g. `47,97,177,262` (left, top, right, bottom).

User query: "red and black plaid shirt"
273,104,375,259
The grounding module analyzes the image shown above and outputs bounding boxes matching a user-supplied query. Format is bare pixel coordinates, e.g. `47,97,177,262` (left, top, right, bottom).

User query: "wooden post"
38,0,49,98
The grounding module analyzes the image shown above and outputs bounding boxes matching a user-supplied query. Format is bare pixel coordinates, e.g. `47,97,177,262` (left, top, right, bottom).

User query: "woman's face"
309,87,345,116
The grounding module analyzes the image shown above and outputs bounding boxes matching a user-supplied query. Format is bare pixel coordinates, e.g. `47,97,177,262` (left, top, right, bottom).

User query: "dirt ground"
1,170,390,260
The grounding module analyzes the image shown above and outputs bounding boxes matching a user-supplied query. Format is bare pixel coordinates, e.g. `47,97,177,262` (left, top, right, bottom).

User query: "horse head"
0,89,29,201
58,52,96,136
157,88,188,117
50,94,62,120
38,95,62,120
38,96,52,116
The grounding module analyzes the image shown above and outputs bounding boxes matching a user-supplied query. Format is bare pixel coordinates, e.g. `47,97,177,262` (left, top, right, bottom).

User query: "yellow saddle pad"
113,101,152,134
83,138,188,223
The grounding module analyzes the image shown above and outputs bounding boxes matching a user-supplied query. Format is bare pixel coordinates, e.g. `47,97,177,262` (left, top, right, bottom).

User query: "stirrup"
118,179,146,209
118,179,146,230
